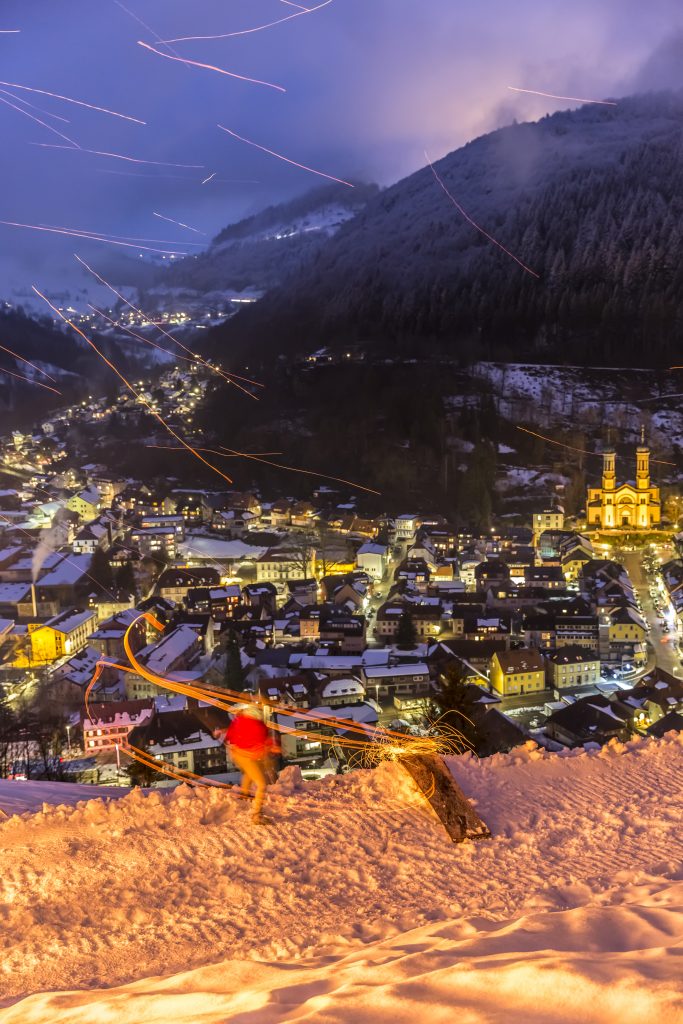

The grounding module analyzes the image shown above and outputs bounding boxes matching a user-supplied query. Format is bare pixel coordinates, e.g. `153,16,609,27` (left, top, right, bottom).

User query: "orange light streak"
75,255,262,395
146,443,380,493
137,40,286,93
0,93,80,148
219,445,381,494
163,0,332,42
0,88,71,123
0,80,145,123
113,0,190,69
33,143,204,169
0,365,61,394
0,341,57,381
507,86,617,107
146,444,283,456
516,426,676,466
31,286,235,486
40,222,204,245
425,150,540,278
0,220,188,256
217,125,353,187
153,211,206,235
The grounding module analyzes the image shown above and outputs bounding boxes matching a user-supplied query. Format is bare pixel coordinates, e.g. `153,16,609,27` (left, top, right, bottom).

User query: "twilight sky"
0,0,682,302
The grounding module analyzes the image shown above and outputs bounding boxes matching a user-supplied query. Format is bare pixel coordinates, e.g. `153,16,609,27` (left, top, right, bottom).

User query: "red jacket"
226,714,277,759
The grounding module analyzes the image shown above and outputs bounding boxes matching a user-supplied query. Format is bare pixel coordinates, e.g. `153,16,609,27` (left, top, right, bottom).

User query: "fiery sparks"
0,79,146,123
137,40,286,93
162,0,333,42
0,220,188,256
153,211,206,235
507,86,617,107
33,143,204,169
425,150,540,278
0,341,57,381
0,93,80,148
217,125,354,187
0,365,61,394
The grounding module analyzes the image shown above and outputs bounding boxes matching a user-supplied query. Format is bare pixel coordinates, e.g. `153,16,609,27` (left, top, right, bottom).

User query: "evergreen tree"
223,632,245,691
431,662,484,755
115,560,138,599
89,547,114,594
396,610,417,649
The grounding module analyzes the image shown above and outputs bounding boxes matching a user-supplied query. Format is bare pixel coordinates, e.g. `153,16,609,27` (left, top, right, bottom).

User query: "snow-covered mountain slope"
1,732,681,1021
210,90,683,365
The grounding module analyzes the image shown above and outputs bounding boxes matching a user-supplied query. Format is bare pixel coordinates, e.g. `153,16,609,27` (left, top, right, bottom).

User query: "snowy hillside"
211,90,683,365
1,733,681,1022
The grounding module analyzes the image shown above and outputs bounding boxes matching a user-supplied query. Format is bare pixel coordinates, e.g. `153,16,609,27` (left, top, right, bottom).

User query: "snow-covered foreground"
1,735,682,1022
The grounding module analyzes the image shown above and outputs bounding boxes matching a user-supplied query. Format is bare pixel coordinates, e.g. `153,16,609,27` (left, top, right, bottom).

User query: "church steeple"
636,426,650,491
602,448,616,491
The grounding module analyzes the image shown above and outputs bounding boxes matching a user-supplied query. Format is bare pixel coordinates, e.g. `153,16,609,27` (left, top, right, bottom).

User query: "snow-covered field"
1,734,682,1022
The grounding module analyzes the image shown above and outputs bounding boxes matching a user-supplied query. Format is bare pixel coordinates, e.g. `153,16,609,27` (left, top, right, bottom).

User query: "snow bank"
0,735,681,1021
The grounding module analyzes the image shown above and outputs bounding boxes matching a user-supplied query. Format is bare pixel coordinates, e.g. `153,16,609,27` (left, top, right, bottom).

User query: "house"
256,550,313,583
545,694,631,747
362,663,430,706
532,509,565,538
474,560,511,590
127,708,231,776
34,554,93,605
28,607,97,664
355,542,388,581
130,526,178,560
65,487,100,522
490,648,546,697
544,646,601,690
156,567,221,603
319,677,366,707
124,623,204,700
82,699,155,752
90,608,147,661
138,513,185,539
393,514,421,542
319,608,366,654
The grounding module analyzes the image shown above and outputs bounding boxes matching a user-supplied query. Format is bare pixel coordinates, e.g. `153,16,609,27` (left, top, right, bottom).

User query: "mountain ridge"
202,90,683,367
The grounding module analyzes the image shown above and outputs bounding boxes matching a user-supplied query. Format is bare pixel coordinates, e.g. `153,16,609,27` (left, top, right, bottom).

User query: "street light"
65,723,71,753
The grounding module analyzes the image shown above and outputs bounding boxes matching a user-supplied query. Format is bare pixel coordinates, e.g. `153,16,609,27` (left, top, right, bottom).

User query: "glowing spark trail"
516,426,676,466
0,341,56,381
0,94,80,147
507,86,617,107
76,255,262,395
33,143,203,169
137,40,286,93
0,89,71,123
0,220,187,256
0,30,20,34
0,80,145,123
201,172,216,185
163,0,332,42
38,223,203,245
32,286,236,485
217,125,354,187
425,150,539,278
280,0,313,9
0,366,61,394
146,444,379,493
153,211,206,235
113,0,189,67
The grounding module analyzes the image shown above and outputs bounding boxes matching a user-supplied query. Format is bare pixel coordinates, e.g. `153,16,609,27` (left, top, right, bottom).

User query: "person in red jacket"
218,703,279,822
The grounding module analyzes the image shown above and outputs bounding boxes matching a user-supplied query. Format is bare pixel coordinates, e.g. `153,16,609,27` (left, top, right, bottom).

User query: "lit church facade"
586,443,661,530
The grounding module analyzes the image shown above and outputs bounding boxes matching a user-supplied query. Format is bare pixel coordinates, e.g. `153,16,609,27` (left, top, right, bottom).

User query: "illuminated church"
586,436,661,530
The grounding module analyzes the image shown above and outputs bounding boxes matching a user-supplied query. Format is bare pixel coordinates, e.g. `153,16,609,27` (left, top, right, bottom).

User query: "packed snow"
0,734,681,1022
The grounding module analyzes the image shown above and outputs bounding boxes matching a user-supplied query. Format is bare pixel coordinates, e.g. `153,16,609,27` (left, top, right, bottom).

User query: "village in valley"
1,355,682,788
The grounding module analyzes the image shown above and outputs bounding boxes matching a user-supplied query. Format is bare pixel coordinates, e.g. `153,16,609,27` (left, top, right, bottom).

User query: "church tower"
602,449,616,491
636,426,650,491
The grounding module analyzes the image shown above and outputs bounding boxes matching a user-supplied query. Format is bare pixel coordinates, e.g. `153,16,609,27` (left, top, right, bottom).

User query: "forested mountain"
204,91,683,367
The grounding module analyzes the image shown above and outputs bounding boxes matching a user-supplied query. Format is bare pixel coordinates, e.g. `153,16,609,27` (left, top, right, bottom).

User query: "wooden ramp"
400,753,490,844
